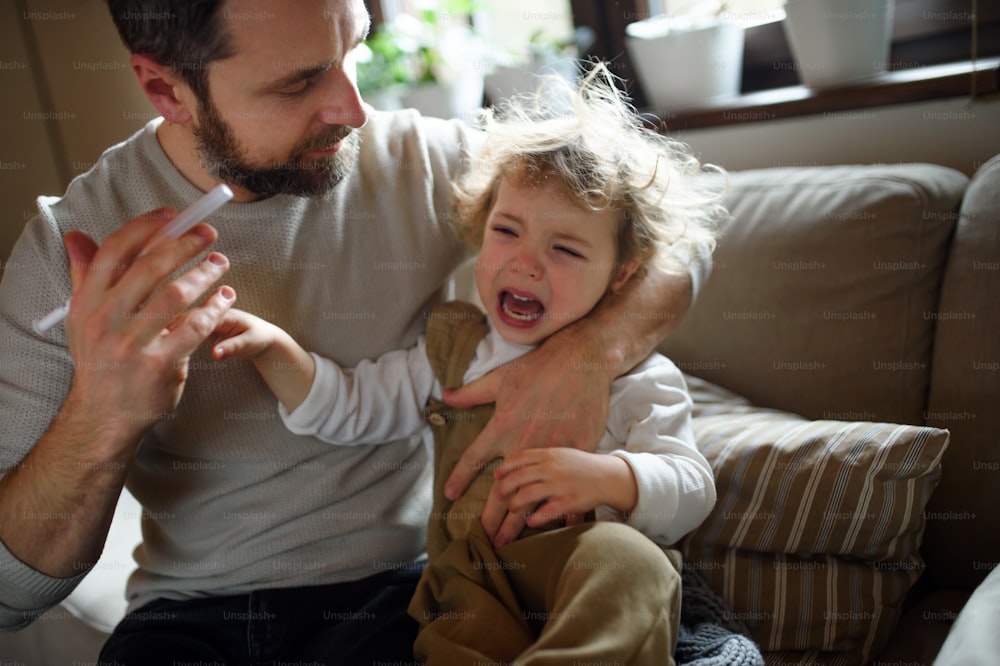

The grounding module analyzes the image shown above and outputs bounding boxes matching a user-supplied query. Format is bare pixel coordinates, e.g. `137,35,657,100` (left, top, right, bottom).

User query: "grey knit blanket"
675,569,765,666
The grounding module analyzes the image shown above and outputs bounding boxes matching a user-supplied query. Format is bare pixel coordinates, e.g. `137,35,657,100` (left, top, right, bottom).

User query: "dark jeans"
99,565,424,666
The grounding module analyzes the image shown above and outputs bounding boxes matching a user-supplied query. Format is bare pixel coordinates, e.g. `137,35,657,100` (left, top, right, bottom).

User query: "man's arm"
0,211,233,615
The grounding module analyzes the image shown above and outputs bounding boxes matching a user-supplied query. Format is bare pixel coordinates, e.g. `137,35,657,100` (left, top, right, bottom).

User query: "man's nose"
317,67,368,129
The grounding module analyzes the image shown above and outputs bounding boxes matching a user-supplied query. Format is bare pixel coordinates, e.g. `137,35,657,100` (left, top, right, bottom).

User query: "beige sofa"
659,154,1000,665
2,156,997,665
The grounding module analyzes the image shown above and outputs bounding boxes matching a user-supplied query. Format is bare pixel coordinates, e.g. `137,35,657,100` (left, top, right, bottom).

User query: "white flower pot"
484,57,578,107
782,0,895,89
361,86,406,111
625,18,745,112
401,73,484,124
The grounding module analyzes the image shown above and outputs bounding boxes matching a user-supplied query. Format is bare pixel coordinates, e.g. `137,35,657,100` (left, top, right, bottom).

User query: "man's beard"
193,100,361,198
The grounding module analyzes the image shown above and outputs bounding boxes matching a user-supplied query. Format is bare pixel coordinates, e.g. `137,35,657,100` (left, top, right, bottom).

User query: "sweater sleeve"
603,355,717,546
0,208,90,628
0,539,87,630
279,337,440,445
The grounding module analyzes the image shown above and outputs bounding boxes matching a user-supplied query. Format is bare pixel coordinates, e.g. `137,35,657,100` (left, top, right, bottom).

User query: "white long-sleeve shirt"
281,317,717,546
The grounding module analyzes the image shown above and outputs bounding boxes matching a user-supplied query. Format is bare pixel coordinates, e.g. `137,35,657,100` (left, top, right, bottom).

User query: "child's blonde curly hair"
453,62,725,275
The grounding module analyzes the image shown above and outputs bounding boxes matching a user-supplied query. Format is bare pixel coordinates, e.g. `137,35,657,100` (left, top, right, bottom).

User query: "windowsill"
652,57,1000,132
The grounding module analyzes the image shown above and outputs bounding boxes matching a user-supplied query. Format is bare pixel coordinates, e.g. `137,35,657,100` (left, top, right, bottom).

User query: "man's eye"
281,78,314,97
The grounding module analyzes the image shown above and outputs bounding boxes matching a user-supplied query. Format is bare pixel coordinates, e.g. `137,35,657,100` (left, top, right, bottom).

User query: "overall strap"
423,301,490,389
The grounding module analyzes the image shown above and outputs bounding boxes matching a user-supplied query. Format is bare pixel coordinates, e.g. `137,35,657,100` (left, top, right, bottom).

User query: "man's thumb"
63,230,98,291
442,371,502,409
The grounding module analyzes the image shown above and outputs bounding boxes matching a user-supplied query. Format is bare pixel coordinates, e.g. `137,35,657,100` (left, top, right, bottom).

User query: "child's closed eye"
554,245,586,259
491,224,518,237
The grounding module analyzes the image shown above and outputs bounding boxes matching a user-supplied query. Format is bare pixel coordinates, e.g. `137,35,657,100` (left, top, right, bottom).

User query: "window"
577,0,997,98
367,0,576,61
363,0,999,122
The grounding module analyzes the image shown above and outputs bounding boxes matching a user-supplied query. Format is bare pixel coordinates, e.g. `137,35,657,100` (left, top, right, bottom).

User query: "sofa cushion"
681,376,949,665
661,163,967,425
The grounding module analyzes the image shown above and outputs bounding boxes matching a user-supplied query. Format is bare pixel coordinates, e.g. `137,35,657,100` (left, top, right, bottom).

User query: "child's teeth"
501,292,543,321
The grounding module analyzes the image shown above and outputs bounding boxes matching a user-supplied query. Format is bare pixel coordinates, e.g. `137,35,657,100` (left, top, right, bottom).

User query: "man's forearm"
559,264,693,379
0,396,134,578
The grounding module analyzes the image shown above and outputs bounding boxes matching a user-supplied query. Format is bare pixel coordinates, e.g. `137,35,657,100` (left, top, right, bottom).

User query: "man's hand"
0,207,235,579
443,258,697,547
62,207,235,451
443,324,619,545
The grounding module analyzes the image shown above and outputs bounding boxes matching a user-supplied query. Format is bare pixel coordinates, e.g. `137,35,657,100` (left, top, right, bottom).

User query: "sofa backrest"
923,154,1000,590
660,161,992,589
662,163,967,425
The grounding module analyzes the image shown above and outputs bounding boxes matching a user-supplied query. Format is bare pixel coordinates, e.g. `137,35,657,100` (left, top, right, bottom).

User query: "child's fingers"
209,309,254,360
505,481,549,518
525,501,564,527
212,339,233,360
492,510,529,549
494,448,536,480
213,331,254,360
158,285,235,361
494,457,546,499
525,501,585,529
480,488,508,542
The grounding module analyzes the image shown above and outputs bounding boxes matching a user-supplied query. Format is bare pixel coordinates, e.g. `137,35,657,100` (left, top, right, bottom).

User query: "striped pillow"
681,377,949,665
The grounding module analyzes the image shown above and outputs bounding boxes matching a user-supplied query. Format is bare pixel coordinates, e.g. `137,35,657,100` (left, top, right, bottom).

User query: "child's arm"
213,309,440,445
212,309,315,413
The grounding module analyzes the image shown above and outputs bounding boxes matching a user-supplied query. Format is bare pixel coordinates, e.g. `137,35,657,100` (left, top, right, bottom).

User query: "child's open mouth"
499,290,545,323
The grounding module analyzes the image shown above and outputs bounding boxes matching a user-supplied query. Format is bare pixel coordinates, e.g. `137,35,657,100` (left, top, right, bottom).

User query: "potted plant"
355,26,411,110
356,1,487,121
624,1,745,112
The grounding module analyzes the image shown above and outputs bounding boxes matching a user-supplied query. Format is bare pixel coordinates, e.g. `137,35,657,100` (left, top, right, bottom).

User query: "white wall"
675,95,1000,176
1,0,153,269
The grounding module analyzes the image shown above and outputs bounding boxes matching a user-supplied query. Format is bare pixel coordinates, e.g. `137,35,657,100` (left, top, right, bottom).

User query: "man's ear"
129,54,196,125
609,259,641,293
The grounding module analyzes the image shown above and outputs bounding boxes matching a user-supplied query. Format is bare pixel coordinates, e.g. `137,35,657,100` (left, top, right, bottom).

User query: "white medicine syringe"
32,183,234,336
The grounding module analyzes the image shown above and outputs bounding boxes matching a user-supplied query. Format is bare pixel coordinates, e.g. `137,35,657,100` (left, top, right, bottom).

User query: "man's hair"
453,63,724,273
105,0,234,106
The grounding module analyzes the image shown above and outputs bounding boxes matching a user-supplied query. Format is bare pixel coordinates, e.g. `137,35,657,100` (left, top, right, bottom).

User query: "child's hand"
210,309,316,413
211,308,283,361
491,448,639,542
